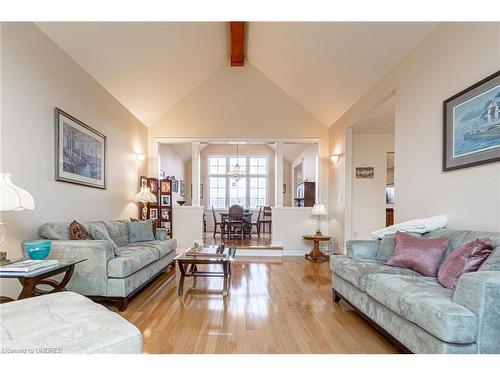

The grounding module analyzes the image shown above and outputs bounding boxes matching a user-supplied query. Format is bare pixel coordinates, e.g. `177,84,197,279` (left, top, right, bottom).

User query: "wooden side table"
0,258,87,302
303,234,331,262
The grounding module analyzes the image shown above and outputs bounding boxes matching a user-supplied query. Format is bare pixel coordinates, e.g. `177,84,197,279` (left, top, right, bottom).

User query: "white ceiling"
37,22,228,125
352,95,395,135
37,22,437,127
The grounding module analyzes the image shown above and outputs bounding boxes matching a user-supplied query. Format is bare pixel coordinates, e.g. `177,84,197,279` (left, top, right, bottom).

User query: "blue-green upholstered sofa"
37,220,177,311
331,229,500,354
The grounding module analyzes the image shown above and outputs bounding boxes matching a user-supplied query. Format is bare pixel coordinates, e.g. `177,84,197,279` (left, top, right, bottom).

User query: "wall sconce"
330,153,343,163
136,153,146,162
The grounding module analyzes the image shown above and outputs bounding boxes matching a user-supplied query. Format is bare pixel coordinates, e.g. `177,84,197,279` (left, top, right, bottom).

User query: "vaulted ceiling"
37,22,437,127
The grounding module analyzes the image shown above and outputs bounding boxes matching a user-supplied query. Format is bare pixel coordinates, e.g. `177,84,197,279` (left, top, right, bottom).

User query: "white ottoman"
0,292,143,354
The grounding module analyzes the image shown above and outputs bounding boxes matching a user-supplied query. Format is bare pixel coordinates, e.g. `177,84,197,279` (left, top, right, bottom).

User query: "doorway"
346,93,396,240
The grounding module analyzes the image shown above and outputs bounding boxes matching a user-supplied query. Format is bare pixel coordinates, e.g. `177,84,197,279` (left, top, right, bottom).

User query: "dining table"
220,212,253,237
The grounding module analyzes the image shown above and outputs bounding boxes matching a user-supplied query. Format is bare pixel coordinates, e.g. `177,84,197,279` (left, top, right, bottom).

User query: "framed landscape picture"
355,167,374,178
55,108,106,189
443,70,500,171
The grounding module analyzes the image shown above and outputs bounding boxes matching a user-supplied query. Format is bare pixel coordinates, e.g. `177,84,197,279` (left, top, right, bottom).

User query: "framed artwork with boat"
443,70,500,171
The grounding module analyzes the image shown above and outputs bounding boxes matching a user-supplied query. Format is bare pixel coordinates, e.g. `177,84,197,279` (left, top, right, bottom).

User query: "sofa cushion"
128,221,154,243
104,220,130,248
438,238,494,289
365,274,478,344
38,222,72,240
107,247,160,278
386,231,449,277
125,240,177,258
422,229,471,265
466,232,500,271
0,292,142,353
331,255,420,291
376,232,422,261
89,224,121,256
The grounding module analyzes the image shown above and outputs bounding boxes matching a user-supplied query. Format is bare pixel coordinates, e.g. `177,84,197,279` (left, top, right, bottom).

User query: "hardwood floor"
115,257,399,354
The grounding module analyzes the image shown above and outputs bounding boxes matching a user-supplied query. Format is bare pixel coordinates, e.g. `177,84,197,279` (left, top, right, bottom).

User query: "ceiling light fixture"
227,144,246,181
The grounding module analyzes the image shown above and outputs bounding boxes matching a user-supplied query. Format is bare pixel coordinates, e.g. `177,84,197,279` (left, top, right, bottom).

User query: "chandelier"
227,144,246,180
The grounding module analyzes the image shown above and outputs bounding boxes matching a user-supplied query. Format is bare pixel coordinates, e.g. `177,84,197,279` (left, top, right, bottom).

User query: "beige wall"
351,134,394,240
0,23,148,297
329,22,500,249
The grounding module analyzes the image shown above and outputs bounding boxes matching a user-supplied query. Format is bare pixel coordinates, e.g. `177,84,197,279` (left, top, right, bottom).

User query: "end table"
303,234,331,262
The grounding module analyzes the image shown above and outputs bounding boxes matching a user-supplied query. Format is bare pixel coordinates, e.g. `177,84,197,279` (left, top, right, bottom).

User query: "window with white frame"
208,156,268,209
208,157,227,208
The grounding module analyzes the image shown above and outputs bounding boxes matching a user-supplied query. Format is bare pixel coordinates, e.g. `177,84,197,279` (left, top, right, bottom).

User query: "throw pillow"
128,220,155,243
376,232,423,261
89,225,121,256
69,220,92,240
130,217,157,237
385,231,449,276
438,238,494,289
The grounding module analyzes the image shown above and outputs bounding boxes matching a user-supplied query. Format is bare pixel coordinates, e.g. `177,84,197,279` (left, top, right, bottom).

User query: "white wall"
329,22,500,249
0,23,148,298
350,134,394,240
293,143,318,184
158,144,187,205
272,207,329,253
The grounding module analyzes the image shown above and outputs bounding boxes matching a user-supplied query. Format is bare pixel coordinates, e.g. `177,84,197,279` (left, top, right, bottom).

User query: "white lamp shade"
0,173,35,211
133,187,157,203
311,204,327,216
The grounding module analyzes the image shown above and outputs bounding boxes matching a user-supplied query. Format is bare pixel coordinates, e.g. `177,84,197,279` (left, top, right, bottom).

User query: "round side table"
303,234,331,262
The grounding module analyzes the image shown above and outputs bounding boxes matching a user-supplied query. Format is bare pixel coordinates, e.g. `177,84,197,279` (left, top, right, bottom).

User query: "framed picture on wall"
355,167,374,178
161,208,170,220
147,178,158,194
161,195,171,206
172,179,179,193
55,108,106,189
160,180,171,193
180,180,185,196
140,176,147,189
443,70,500,171
149,208,158,220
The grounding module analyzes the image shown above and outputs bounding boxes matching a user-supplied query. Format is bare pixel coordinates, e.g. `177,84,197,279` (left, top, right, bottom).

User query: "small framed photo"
160,180,171,193
173,179,179,193
355,167,374,179
149,208,158,220
180,180,185,196
148,178,158,194
160,221,171,229
140,176,148,188
161,195,171,206
161,208,170,220
159,170,166,179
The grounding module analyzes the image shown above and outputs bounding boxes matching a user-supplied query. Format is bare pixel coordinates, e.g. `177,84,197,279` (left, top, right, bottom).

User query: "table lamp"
311,204,327,235
133,187,157,220
0,172,35,251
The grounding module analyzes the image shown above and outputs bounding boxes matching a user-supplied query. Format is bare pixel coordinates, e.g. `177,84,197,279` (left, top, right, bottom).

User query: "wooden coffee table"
303,234,331,262
0,258,87,302
174,248,236,297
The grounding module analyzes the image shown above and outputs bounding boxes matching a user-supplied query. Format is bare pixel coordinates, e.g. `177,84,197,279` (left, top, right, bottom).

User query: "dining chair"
211,206,224,239
251,206,263,237
260,206,272,233
228,204,244,241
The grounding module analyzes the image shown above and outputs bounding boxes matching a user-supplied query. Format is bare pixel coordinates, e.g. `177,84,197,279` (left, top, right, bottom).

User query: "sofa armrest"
346,240,380,260
155,228,167,241
453,271,500,353
47,240,115,296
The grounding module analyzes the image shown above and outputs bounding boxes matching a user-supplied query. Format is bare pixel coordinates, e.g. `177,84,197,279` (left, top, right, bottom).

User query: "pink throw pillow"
385,231,449,276
437,238,494,289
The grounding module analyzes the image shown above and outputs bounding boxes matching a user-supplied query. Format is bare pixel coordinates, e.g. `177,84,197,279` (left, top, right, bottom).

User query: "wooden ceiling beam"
230,22,244,67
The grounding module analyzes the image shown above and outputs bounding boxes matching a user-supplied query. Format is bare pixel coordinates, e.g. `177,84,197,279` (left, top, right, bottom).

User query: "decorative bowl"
23,240,52,260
